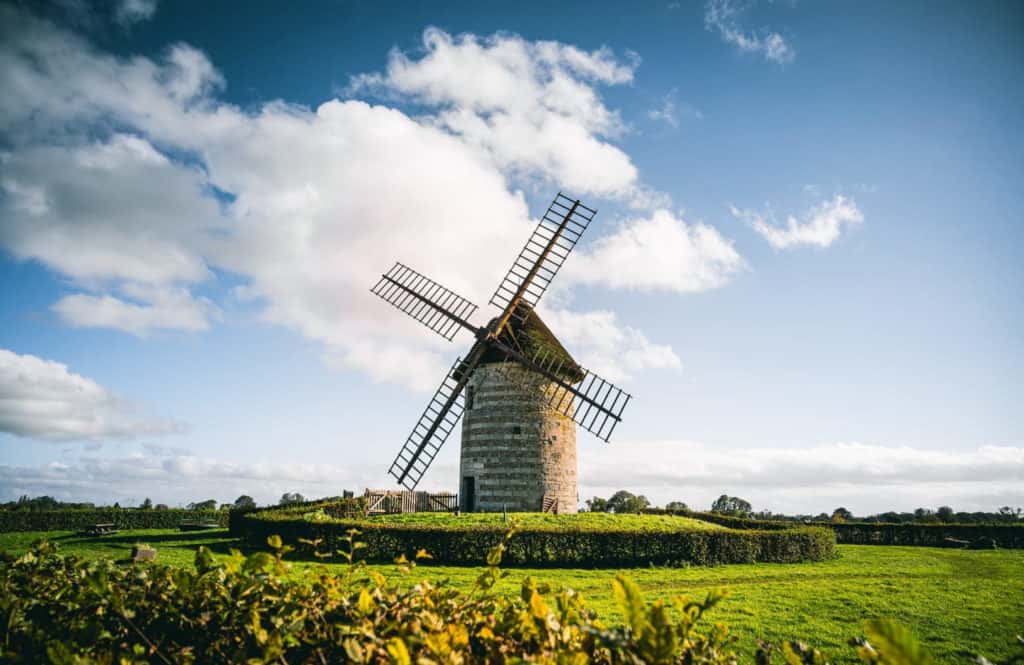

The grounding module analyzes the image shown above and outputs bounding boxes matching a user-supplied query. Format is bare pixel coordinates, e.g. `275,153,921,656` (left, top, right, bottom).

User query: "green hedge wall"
641,509,1024,548
0,509,228,533
824,522,1024,548
233,510,835,566
642,508,795,531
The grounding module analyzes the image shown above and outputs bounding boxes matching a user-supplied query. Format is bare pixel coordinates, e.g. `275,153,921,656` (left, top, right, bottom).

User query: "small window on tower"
466,386,475,410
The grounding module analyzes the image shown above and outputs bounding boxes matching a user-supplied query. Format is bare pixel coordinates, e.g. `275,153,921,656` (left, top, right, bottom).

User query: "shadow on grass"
53,530,244,555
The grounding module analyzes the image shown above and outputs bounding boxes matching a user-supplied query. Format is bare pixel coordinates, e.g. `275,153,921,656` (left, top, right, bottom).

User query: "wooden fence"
364,490,458,515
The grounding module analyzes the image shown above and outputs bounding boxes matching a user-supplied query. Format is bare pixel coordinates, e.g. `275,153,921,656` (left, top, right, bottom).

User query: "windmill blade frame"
488,337,631,442
387,351,481,489
489,193,596,326
371,262,479,341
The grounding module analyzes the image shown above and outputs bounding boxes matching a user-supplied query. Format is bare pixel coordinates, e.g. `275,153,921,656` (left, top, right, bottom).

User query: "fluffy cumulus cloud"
114,0,158,26
580,441,1024,514
0,349,182,441
0,452,363,506
704,0,795,64
0,6,732,393
567,210,745,292
732,195,864,249
348,28,640,199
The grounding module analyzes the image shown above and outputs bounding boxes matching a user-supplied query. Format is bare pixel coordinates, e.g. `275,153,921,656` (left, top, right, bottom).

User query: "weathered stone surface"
459,364,577,513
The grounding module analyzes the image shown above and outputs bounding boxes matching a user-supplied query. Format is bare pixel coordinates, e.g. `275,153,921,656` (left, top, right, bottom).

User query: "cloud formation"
567,209,745,292
704,0,795,64
2,441,1019,514
0,349,182,441
0,7,734,392
732,195,864,249
580,441,1024,514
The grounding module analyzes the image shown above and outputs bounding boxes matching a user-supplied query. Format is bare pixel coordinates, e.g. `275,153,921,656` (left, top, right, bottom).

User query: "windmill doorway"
461,476,476,512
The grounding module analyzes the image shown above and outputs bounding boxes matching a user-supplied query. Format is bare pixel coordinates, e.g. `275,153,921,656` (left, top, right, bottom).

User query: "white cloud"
0,349,183,441
52,288,216,336
0,7,694,392
348,28,641,200
114,0,158,26
566,209,745,293
538,308,681,382
732,195,864,249
580,441,1024,514
0,452,365,506
704,0,795,64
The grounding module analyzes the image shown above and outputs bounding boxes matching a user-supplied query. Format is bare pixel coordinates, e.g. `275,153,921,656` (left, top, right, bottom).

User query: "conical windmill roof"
480,305,585,384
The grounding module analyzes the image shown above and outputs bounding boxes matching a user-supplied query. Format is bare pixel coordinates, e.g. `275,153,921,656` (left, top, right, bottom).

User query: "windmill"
370,193,631,513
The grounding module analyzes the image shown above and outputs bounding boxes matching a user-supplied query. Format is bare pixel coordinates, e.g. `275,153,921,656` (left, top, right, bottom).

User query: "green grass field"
2,528,1022,662
359,510,725,531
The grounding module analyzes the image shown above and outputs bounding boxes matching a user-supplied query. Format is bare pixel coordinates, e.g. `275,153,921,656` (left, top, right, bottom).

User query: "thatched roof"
479,305,584,383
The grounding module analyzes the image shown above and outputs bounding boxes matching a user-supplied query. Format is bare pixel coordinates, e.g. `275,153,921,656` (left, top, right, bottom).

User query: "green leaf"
612,575,647,636
862,619,934,665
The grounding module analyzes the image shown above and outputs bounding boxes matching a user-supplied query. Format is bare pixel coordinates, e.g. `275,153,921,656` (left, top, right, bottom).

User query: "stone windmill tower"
371,193,632,513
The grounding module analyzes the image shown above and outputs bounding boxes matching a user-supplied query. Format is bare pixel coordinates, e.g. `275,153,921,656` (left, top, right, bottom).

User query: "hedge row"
232,510,835,566
824,522,1024,548
642,509,1024,549
642,508,795,531
0,508,228,533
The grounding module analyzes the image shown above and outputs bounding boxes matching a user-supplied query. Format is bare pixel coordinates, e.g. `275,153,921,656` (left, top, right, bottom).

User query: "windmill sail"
489,193,595,322
489,339,631,442
387,355,474,489
371,262,479,341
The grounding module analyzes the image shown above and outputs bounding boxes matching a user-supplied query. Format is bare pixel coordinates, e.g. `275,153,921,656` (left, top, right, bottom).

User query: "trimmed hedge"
642,509,1024,549
232,506,835,566
824,521,1024,548
0,509,228,533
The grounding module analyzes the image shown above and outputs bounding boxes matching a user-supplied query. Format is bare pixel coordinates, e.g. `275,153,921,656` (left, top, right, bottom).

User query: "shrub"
233,504,835,566
826,522,1024,548
0,534,1012,664
0,509,228,533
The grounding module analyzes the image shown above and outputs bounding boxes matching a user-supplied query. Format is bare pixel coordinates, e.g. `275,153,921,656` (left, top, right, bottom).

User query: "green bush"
0,534,1012,664
825,522,1024,548
232,505,835,566
0,509,227,533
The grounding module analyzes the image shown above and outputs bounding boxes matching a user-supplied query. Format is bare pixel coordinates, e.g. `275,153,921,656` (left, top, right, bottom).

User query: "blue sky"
0,0,1021,513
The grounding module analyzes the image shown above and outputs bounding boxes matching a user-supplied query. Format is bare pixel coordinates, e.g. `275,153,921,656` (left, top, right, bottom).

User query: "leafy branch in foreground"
0,534,1019,664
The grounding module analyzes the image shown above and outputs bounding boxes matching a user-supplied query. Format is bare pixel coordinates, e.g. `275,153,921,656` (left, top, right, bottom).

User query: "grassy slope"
358,511,725,531
2,529,1021,663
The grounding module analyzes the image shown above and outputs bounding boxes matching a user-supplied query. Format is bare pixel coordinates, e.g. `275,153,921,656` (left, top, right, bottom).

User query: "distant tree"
936,505,955,522
154,504,169,510
664,501,689,512
998,506,1022,522
710,494,752,517
113,502,121,509
913,507,939,523
233,495,257,510
188,499,218,511
830,507,853,523
606,490,650,514
139,498,153,510
279,492,306,506
585,497,610,513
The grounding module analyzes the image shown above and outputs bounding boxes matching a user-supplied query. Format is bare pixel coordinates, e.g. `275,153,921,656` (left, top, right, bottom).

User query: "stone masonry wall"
459,364,577,513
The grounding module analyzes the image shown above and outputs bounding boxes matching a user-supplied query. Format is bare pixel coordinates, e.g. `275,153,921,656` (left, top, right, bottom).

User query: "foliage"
138,498,152,510
233,506,835,566
832,508,853,523
827,522,1024,548
0,509,228,532
586,496,610,512
2,536,1019,664
586,491,652,514
279,492,307,506
233,495,257,510
665,501,689,511
0,496,94,512
711,494,753,518
186,499,218,511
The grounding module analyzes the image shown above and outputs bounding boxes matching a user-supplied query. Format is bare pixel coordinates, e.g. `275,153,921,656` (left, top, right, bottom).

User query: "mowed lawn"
2,529,1022,662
